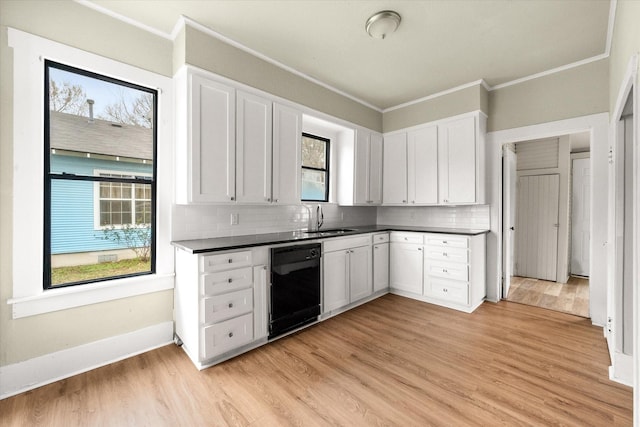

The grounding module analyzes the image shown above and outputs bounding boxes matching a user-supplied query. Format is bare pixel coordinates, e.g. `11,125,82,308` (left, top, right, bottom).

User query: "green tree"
101,224,151,262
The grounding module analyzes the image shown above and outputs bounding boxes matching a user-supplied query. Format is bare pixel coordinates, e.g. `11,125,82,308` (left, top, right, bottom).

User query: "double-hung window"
301,133,330,202
44,60,157,288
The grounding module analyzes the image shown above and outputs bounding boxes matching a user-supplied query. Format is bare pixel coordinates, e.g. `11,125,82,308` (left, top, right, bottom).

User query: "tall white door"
515,174,560,281
502,147,517,297
571,157,590,276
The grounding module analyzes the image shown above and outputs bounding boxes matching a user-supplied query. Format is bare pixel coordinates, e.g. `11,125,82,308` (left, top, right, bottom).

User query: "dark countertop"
172,225,489,254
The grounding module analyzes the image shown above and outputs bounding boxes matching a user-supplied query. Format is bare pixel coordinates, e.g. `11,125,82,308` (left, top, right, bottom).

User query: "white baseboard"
609,351,634,387
0,321,174,400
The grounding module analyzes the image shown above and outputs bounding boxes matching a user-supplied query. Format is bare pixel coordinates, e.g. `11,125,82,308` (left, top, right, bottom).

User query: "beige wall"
383,83,487,133
181,25,382,132
488,59,609,132
609,0,640,112
0,1,176,366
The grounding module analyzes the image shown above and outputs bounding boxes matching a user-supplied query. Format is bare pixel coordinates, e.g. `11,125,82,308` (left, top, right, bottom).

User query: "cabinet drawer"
373,233,390,243
424,235,468,248
390,232,423,244
201,251,252,273
202,267,253,295
426,261,468,281
427,278,469,305
425,246,468,264
323,235,371,252
201,313,254,359
201,288,253,324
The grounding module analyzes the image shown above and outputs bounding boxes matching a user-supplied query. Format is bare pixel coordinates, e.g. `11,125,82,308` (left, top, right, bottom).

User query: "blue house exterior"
49,111,153,261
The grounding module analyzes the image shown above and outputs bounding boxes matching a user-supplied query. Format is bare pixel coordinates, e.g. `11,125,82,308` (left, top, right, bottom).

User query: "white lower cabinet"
390,231,486,313
373,233,390,292
389,233,424,294
175,247,268,369
323,235,373,315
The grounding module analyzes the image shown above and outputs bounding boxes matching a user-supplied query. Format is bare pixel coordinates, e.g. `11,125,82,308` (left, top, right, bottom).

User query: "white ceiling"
85,0,613,111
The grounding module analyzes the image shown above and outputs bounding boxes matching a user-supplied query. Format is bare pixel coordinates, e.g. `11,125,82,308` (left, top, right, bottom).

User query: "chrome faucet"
316,204,324,231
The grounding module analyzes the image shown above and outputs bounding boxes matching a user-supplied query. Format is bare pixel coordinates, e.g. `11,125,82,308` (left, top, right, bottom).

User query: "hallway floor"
506,276,589,318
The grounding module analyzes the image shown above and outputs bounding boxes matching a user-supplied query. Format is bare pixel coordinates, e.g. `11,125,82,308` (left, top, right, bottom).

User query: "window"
45,60,157,289
301,133,330,202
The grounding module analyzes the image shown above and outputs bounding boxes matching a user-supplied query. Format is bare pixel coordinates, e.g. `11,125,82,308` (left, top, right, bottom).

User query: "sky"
49,66,149,118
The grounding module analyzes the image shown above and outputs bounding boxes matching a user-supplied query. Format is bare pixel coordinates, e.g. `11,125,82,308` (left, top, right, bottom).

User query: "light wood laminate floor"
506,276,590,318
0,295,630,426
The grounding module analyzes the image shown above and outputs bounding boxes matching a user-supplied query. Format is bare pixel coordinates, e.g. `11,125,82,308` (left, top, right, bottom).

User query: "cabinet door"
408,126,438,205
439,116,476,204
373,243,389,292
236,91,273,204
353,130,370,204
349,245,373,302
272,103,301,205
369,132,383,204
253,265,268,340
323,250,350,313
190,75,236,203
382,133,408,205
390,243,423,294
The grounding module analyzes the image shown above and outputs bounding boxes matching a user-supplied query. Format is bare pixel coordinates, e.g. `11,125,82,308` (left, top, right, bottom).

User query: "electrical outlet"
230,213,239,225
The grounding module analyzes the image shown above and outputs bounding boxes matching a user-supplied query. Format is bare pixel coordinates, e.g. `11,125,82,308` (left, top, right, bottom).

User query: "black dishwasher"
269,243,321,339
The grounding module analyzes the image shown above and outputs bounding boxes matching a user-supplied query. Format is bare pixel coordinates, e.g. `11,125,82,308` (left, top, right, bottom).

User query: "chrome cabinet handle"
228,278,233,283
230,196,235,201
228,302,234,308
228,332,233,338
228,259,233,263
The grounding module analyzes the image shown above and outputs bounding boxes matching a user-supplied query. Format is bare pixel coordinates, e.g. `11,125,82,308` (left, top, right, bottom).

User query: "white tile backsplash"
376,205,491,229
172,203,489,241
172,203,377,241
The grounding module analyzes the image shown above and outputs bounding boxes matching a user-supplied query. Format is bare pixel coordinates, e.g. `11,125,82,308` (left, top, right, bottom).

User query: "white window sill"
7,273,174,319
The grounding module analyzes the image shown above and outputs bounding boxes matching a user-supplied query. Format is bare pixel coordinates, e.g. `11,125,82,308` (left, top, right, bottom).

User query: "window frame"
301,132,331,202
44,60,158,289
7,28,174,318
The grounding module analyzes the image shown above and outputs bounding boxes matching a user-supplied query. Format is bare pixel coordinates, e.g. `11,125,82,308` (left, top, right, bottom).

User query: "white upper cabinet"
382,132,408,205
408,125,438,205
382,111,486,206
272,103,301,205
338,128,383,205
176,71,236,203
236,91,273,204
438,115,482,204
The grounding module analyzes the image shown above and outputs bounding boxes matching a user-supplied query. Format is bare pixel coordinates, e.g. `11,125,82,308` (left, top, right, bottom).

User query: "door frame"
486,113,608,327
570,153,591,277
502,145,517,298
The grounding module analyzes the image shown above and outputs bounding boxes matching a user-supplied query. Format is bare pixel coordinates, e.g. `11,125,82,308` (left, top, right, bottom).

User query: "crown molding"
383,80,490,113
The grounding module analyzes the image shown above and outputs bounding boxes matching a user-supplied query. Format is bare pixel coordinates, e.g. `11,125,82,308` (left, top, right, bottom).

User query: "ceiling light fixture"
365,10,401,39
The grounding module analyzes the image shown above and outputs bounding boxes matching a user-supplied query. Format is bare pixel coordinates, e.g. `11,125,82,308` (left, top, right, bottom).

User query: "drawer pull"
228,332,234,338
443,269,448,273
228,302,234,308
228,278,233,283
443,288,448,293
443,252,448,257
228,259,233,263
418,247,422,251
443,241,448,244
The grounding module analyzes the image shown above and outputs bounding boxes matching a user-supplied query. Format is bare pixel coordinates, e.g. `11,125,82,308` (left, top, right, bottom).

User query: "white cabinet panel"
236,91,273,204
272,103,301,205
323,250,350,312
188,74,236,203
438,116,476,204
202,267,253,296
354,130,370,204
426,278,469,305
349,245,373,301
201,288,253,324
201,251,252,272
369,132,383,204
382,133,408,205
408,126,438,205
339,129,383,206
390,242,423,294
373,242,389,292
201,313,254,359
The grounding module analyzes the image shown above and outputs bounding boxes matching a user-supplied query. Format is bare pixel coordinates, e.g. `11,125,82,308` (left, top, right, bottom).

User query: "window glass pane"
49,178,151,287
301,135,326,169
48,67,154,175
301,169,327,201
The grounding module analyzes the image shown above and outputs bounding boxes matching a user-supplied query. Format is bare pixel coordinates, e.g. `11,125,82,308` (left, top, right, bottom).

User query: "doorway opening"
502,133,591,318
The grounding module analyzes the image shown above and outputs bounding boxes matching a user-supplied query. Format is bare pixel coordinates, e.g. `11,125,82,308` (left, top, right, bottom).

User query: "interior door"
515,174,560,281
502,147,517,298
571,157,591,276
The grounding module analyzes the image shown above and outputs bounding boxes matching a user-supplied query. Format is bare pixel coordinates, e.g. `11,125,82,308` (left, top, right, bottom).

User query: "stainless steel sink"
303,228,357,236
